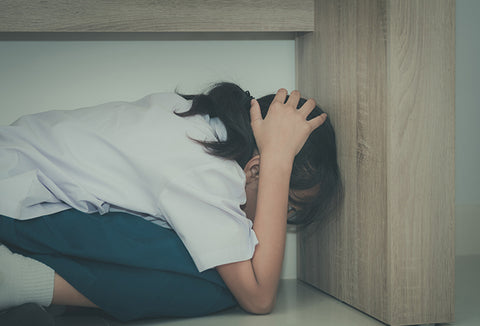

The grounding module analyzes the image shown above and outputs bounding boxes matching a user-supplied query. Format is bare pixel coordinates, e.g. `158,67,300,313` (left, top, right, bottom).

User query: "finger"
286,90,301,108
298,98,316,117
272,88,288,104
308,113,328,130
249,99,263,123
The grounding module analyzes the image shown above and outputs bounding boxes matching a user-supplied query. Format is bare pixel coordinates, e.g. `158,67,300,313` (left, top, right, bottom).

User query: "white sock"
0,244,55,310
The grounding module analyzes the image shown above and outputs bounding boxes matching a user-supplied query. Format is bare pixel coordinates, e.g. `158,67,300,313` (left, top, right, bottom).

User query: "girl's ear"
243,155,260,184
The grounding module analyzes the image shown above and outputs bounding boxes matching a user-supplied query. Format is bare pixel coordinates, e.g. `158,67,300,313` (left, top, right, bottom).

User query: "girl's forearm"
217,90,324,314
250,153,292,296
216,153,292,314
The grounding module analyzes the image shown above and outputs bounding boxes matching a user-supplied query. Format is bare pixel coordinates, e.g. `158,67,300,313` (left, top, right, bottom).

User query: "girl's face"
240,154,319,222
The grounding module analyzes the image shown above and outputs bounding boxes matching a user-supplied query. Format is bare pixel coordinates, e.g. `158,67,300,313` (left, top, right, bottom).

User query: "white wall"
0,38,299,278
455,0,480,256
0,39,295,124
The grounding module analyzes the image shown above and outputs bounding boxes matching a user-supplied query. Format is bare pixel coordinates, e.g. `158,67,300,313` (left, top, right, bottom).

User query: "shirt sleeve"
158,161,258,272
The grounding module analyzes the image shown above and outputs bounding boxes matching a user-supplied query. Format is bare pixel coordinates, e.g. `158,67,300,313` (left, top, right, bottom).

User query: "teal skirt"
0,210,237,321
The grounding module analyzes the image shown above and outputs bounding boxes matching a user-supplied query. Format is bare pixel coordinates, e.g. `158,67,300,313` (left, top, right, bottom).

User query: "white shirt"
0,92,258,272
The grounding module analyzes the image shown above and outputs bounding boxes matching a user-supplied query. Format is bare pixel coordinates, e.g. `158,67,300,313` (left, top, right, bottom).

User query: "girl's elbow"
251,303,274,315
242,295,276,315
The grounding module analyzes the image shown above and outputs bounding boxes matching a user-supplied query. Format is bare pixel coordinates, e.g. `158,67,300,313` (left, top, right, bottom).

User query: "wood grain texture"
387,1,455,324
296,1,455,325
296,0,389,321
0,0,314,32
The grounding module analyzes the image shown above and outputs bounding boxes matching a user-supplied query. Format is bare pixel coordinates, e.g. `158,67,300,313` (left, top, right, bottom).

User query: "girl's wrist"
258,155,293,181
259,151,295,169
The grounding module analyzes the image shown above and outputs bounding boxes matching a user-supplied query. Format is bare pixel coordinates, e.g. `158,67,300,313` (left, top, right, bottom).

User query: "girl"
0,82,342,322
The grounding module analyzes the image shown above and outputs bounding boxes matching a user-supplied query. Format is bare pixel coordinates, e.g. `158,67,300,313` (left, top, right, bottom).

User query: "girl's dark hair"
176,82,343,226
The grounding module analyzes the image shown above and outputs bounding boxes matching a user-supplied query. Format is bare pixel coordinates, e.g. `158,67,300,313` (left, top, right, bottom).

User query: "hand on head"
249,89,327,161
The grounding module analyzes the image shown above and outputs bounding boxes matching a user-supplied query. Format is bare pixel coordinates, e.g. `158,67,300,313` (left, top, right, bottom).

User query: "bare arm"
216,89,326,314
216,153,291,314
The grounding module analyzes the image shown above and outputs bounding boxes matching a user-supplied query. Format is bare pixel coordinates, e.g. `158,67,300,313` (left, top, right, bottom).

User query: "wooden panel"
387,0,455,324
0,0,314,32
296,0,389,321
296,0,455,325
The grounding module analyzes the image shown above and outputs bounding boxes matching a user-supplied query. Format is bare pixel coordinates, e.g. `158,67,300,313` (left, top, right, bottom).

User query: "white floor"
55,255,480,326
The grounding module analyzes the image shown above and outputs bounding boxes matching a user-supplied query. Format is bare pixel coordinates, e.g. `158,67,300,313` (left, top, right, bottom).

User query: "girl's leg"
0,244,54,310
1,211,237,321
52,273,97,308
1,244,95,310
